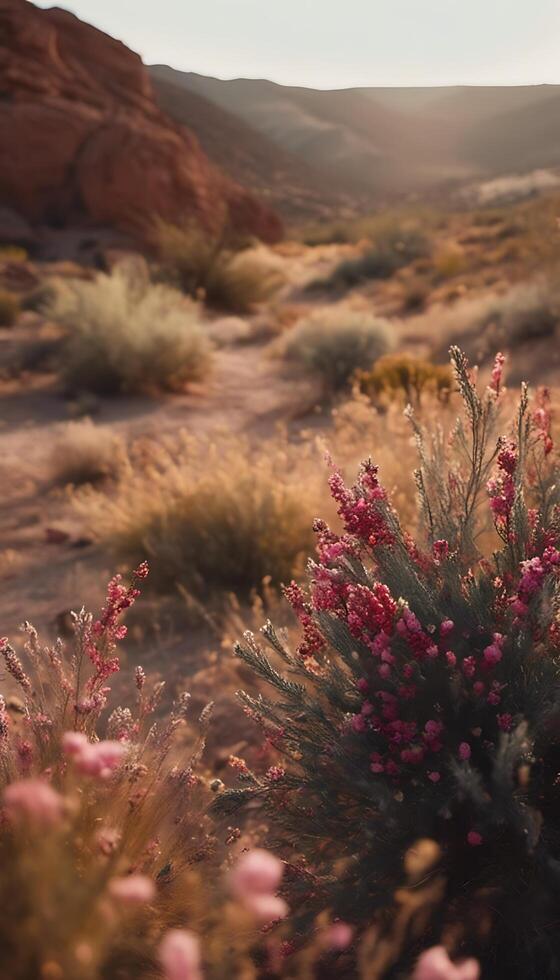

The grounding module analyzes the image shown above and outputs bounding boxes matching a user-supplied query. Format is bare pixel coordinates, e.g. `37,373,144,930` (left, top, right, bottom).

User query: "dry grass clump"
76,432,320,598
0,288,19,326
49,418,126,486
47,266,212,395
282,307,393,393
204,248,284,315
155,221,283,314
357,354,453,407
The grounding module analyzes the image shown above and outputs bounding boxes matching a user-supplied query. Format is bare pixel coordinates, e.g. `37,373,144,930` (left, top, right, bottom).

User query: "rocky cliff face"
0,0,282,244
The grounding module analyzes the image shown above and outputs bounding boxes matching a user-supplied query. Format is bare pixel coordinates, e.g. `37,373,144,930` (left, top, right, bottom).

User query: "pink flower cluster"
329,460,393,549
489,351,506,397
79,563,149,715
283,581,325,664
487,439,517,529
229,848,288,923
511,547,560,617
62,731,127,779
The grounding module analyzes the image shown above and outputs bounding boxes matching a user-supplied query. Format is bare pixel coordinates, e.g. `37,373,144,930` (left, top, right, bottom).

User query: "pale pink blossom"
230,848,284,898
62,731,88,756
108,874,155,904
322,921,354,950
413,945,480,980
159,929,202,980
63,732,127,778
3,778,64,826
229,848,288,922
247,892,289,923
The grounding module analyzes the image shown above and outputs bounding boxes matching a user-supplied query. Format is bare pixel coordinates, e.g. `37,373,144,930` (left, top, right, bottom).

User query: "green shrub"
155,221,283,313
358,353,453,406
0,289,19,327
283,308,393,392
47,267,212,395
220,350,560,978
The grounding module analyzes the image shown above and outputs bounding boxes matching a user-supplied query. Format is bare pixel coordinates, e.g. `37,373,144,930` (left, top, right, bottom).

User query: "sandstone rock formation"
0,0,282,244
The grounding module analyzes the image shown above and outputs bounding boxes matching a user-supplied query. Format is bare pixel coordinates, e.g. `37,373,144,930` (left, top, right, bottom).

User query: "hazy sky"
35,0,560,89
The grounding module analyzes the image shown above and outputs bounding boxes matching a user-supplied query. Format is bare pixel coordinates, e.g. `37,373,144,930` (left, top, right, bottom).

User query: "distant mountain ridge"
151,66,560,216
151,74,355,223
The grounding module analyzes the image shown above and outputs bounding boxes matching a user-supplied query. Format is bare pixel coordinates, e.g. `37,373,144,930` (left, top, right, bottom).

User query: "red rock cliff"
0,0,282,242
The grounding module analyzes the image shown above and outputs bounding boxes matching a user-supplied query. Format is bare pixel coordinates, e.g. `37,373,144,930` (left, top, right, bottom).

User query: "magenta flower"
467,831,483,847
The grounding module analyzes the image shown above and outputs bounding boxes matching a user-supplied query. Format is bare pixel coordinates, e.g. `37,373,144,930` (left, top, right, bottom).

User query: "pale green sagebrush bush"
48,268,212,395
283,308,393,392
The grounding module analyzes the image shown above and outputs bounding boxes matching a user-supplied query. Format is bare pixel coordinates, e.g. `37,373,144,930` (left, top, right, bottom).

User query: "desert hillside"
152,65,560,200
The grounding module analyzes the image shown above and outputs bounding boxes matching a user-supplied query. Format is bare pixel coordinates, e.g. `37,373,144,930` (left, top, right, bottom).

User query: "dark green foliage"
216,349,560,978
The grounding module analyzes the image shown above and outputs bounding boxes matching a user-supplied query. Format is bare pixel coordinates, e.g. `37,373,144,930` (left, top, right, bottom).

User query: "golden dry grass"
74,432,322,598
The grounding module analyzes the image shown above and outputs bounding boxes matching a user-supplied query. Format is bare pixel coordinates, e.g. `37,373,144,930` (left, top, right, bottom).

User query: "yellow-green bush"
357,353,453,407
432,245,468,280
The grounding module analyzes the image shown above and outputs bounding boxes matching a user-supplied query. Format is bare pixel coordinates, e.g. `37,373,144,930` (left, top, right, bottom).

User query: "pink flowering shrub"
218,348,560,978
0,565,301,979
0,562,440,978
